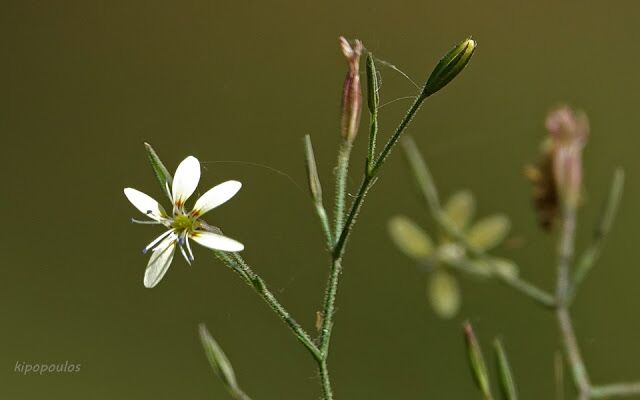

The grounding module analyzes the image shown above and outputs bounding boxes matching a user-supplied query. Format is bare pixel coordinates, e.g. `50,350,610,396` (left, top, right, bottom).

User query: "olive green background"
3,1,640,398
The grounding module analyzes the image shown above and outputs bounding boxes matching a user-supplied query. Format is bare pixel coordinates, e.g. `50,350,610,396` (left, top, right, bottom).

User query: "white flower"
124,156,244,288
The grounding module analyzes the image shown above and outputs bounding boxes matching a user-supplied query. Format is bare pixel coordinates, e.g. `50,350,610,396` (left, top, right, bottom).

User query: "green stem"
446,257,555,308
316,91,429,400
590,382,640,398
319,360,334,400
334,140,353,239
319,257,341,355
333,94,428,258
557,307,590,396
216,252,322,363
496,272,556,309
556,205,591,396
371,94,427,177
316,203,334,251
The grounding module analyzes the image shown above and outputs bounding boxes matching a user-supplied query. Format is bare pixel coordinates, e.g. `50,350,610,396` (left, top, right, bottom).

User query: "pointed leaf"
401,136,441,212
388,216,434,260
428,269,461,319
444,190,475,231
463,322,493,399
365,53,380,175
467,214,511,251
198,324,239,392
303,135,323,204
494,338,518,400
144,142,173,200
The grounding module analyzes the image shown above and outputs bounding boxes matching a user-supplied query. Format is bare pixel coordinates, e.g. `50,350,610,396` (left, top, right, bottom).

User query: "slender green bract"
464,322,493,400
144,142,173,200
494,339,518,400
199,324,252,400
304,134,333,249
365,53,379,175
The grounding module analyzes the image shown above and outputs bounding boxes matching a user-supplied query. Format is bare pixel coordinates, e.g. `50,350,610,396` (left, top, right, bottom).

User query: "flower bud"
546,106,589,208
339,36,363,143
423,37,476,98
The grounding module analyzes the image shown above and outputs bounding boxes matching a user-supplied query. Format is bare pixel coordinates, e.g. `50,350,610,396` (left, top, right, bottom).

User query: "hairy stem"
333,140,353,238
316,92,430,400
216,252,322,363
319,360,334,400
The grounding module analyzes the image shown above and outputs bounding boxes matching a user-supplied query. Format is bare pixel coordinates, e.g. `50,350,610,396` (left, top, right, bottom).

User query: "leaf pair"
464,322,518,400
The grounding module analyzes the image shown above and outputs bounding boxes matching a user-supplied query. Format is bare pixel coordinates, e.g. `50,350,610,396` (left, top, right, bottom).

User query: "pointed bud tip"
423,37,477,97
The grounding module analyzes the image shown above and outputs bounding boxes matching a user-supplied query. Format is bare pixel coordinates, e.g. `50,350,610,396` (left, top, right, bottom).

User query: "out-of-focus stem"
215,252,322,363
556,204,591,397
569,169,624,303
590,382,640,398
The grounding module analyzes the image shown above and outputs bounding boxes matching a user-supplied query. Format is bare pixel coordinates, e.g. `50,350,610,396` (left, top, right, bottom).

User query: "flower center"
171,214,196,233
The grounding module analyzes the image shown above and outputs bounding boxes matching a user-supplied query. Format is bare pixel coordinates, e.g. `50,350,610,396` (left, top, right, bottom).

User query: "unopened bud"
463,321,492,399
546,106,589,208
339,36,363,143
423,37,476,98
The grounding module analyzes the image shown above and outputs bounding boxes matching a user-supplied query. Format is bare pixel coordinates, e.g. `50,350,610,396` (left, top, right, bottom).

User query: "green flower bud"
423,37,476,98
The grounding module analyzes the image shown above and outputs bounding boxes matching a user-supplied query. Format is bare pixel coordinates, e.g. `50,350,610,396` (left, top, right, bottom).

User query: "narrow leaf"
494,338,518,400
144,142,173,200
365,53,380,175
463,321,493,399
198,323,239,392
303,135,323,204
401,136,441,212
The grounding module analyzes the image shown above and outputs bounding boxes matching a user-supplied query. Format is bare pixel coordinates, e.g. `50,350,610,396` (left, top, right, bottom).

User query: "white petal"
192,180,242,216
144,234,177,288
172,156,200,207
143,229,175,253
191,231,244,252
124,188,165,221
